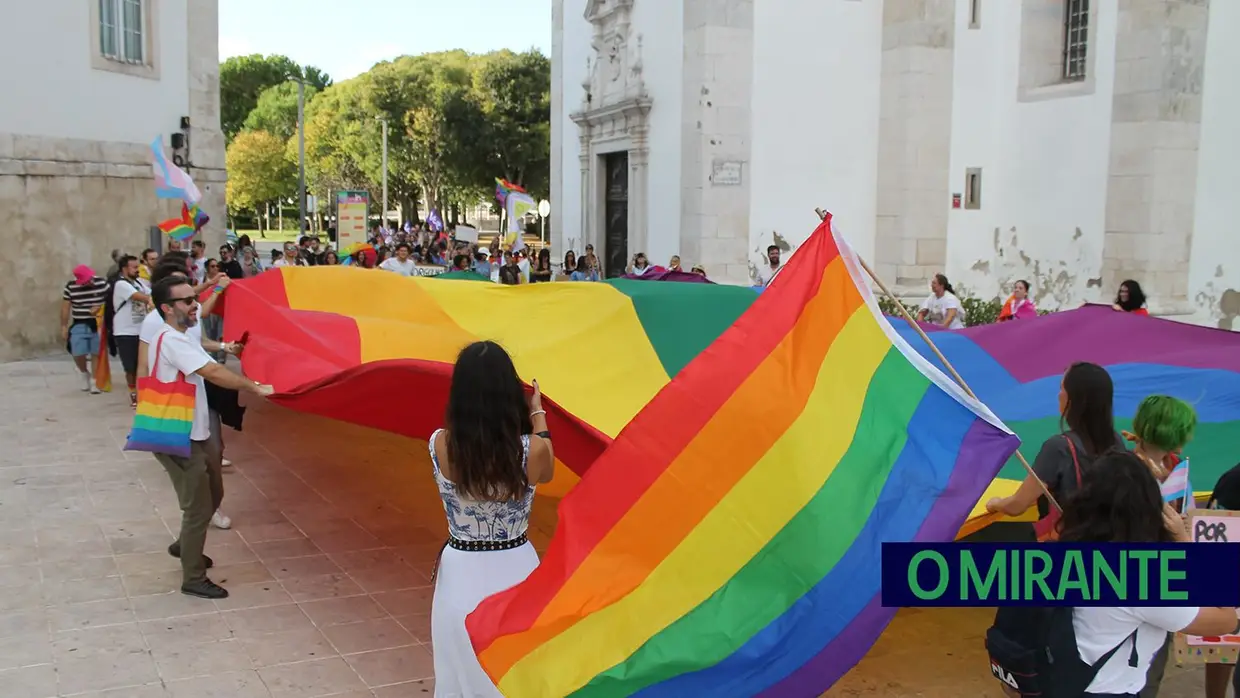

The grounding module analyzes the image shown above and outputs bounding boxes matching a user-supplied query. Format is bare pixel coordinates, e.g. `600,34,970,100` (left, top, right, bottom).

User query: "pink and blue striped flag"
150,137,201,205
1162,458,1193,510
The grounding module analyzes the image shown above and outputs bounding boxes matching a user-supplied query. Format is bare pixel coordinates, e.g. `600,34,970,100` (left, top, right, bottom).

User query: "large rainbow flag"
902,306,1240,533
464,215,1020,696
214,234,1240,530
216,264,758,495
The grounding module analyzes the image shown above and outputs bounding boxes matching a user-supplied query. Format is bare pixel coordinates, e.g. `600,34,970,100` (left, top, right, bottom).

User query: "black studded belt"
431,533,529,583
446,533,528,552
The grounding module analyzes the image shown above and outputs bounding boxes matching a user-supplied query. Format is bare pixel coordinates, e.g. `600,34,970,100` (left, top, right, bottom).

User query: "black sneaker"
167,542,214,569
181,578,228,599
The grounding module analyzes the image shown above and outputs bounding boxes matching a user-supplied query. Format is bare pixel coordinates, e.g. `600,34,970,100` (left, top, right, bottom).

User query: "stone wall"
185,0,227,253
1102,0,1209,313
0,136,189,360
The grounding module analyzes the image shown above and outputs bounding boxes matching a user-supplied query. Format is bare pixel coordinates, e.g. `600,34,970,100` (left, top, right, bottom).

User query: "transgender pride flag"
150,137,201,205
1162,457,1193,511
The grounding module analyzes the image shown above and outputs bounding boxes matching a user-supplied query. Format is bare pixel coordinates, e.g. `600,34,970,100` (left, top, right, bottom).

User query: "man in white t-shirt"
379,242,417,276
111,255,151,408
144,274,271,600
755,245,782,287
916,274,966,330
190,240,207,284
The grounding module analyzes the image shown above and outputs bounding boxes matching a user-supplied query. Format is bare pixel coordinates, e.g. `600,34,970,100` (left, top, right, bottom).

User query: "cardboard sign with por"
1175,510,1240,665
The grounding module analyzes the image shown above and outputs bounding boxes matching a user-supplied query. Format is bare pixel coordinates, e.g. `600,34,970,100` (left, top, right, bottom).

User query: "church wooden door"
603,151,629,278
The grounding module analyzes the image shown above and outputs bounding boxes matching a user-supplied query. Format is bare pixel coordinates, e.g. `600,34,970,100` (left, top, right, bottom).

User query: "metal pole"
297,79,306,237
380,118,389,228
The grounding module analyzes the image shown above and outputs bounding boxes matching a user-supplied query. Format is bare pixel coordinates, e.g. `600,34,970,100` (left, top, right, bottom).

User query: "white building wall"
946,0,1118,310
555,0,591,256
553,0,684,264
0,0,223,361
749,0,883,267
1189,0,1240,330
632,0,684,267
0,1,190,145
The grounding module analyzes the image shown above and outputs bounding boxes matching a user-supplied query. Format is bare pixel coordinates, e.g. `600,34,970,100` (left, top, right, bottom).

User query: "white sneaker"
89,382,101,395
80,371,91,392
221,458,233,469
211,511,232,530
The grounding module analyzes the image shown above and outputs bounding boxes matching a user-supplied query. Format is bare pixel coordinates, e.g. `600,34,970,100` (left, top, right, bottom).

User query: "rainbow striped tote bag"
124,332,195,458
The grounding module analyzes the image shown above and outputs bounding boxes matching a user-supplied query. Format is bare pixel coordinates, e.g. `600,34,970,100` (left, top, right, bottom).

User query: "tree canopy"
243,82,319,142
220,54,331,141
225,129,295,224
221,48,550,228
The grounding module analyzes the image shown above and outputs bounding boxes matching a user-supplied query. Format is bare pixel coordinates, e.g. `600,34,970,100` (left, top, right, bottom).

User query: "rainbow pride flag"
465,215,1021,696
158,217,195,241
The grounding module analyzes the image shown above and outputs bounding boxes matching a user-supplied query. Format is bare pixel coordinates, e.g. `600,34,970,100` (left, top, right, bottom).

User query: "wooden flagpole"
813,208,1059,514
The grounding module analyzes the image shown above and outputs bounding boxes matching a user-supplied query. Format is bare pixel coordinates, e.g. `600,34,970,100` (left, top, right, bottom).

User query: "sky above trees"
218,0,552,82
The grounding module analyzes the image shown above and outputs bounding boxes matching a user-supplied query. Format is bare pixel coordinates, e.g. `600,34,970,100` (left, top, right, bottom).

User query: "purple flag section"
906,304,1240,380
622,270,714,284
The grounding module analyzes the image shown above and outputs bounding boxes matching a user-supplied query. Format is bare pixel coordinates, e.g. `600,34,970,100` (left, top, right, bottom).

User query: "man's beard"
174,308,198,329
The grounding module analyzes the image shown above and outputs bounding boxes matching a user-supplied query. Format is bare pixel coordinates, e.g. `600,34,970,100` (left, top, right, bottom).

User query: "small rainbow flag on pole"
495,177,525,206
467,214,1021,697
158,217,195,241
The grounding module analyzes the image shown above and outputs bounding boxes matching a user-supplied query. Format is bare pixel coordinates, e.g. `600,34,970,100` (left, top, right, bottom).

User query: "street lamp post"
296,78,306,237
376,117,388,228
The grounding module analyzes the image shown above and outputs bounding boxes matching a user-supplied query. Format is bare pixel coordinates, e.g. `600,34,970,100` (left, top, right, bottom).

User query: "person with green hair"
1123,394,1197,484
1123,394,1198,698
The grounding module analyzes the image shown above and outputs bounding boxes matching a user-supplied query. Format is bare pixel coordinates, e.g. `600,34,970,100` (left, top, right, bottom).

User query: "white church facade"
550,0,1240,329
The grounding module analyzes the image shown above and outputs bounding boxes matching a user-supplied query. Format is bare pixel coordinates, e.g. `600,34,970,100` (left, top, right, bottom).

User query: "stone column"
629,114,651,257
873,0,956,293
680,0,755,285
1101,0,1210,313
185,0,227,251
550,0,565,256
579,130,593,254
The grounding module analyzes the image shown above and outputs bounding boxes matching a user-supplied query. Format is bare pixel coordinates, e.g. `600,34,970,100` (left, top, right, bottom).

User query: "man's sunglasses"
167,296,198,307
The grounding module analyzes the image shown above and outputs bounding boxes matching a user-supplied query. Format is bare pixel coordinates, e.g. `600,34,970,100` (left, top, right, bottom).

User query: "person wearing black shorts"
110,255,151,408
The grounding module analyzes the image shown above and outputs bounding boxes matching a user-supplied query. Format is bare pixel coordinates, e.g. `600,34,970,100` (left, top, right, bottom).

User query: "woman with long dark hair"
916,273,966,329
1059,451,1236,697
986,362,1125,539
1113,279,1149,315
429,341,553,696
531,248,553,283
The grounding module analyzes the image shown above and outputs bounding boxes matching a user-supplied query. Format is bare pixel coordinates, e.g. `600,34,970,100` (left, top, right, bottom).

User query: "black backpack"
102,273,121,357
986,605,1139,697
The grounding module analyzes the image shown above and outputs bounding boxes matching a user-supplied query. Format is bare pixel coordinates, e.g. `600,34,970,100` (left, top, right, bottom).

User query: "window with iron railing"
1063,0,1088,81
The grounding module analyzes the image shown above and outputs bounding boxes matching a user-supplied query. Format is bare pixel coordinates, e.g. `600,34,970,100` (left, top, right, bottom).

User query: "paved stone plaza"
0,357,1207,697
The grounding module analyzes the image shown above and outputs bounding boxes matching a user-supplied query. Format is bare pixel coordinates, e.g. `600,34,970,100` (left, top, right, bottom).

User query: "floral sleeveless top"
429,429,535,542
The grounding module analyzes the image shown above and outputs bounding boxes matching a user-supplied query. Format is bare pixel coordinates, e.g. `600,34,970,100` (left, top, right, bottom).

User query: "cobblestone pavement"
0,357,1209,697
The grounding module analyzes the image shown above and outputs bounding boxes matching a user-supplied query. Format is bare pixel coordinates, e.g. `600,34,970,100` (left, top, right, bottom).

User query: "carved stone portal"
574,0,650,277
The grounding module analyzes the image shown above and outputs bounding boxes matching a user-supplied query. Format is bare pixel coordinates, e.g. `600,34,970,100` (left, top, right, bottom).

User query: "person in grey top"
985,362,1125,532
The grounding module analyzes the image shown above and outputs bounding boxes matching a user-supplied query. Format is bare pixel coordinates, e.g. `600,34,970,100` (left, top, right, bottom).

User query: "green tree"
290,49,549,226
243,82,319,142
299,78,378,208
472,50,551,196
226,130,296,231
220,54,331,141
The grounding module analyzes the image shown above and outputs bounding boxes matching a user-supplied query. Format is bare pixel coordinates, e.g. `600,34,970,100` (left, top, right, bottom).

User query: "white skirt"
432,542,539,698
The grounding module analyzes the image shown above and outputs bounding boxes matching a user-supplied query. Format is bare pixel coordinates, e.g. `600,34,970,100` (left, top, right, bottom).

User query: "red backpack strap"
1063,434,1083,487
150,330,187,383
